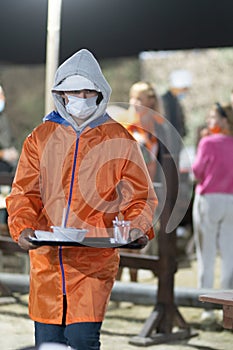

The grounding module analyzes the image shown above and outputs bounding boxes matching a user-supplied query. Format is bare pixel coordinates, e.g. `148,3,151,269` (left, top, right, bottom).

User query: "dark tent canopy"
1,0,233,64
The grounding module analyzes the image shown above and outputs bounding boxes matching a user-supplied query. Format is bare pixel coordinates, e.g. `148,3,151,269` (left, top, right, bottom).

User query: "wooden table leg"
223,305,233,330
129,154,193,345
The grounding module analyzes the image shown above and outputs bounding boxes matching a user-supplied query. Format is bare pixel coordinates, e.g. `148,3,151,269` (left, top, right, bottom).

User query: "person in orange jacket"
114,81,164,182
112,81,164,282
6,49,158,349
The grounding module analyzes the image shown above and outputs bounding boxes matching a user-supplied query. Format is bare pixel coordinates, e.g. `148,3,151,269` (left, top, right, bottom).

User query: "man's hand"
130,228,149,248
135,235,149,249
18,228,38,251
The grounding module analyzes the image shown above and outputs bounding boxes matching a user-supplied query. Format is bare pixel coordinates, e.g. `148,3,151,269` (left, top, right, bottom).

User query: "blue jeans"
35,321,102,350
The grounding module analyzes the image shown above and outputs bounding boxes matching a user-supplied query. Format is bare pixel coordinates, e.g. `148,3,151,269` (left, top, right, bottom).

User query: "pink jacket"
192,134,233,194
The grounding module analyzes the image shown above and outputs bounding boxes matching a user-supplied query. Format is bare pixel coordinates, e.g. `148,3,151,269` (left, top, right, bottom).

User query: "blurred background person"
162,70,193,257
192,103,233,323
162,69,192,164
113,81,164,282
161,68,193,243
0,84,19,227
0,84,19,172
115,81,164,182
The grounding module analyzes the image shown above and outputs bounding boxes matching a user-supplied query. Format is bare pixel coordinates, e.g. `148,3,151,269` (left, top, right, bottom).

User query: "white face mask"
65,95,98,119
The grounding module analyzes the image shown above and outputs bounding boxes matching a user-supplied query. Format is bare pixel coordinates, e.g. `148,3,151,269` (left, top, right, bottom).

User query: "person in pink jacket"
192,102,233,322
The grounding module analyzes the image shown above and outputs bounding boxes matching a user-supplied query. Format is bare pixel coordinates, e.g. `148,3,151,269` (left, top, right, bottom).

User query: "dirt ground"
0,258,232,350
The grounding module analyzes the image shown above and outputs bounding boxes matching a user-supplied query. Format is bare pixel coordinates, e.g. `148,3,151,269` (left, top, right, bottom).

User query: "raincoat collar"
43,111,111,131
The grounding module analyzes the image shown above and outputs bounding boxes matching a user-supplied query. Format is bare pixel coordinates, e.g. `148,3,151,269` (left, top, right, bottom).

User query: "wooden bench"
199,291,233,330
0,235,26,254
0,234,29,274
0,172,14,186
0,234,28,299
0,170,28,258
0,172,29,282
119,251,160,274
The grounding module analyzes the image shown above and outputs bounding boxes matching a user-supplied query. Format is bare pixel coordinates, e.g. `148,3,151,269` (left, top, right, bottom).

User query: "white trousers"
192,193,233,289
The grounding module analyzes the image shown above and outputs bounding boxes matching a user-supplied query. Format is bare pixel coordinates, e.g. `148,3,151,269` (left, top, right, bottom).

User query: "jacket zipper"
59,135,80,295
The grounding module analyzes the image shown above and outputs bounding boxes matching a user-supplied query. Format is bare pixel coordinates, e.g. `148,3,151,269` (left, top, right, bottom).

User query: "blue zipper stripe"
59,135,79,295
59,246,66,294
64,137,79,227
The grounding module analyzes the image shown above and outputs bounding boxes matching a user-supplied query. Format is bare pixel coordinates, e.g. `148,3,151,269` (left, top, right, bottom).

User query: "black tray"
28,237,142,249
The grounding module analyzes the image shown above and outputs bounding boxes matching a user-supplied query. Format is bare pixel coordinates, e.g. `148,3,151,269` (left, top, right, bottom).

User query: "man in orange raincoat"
6,49,158,349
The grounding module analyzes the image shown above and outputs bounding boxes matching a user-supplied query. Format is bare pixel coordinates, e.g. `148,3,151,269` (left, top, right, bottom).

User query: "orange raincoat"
6,49,157,325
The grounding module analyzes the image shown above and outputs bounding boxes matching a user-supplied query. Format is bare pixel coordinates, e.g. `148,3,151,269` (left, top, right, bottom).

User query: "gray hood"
52,49,112,131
